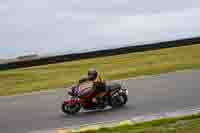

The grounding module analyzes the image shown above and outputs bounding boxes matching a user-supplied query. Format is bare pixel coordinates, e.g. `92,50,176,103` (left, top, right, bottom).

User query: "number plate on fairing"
120,89,128,95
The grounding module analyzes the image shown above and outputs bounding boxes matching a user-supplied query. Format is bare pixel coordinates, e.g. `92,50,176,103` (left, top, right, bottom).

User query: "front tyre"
62,103,81,115
109,93,128,108
119,92,128,105
109,95,122,108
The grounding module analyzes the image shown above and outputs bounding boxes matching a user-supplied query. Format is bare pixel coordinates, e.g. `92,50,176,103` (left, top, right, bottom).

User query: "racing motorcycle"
61,81,128,115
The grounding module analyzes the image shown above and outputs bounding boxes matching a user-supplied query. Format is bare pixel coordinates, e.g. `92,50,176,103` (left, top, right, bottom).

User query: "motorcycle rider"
78,68,107,107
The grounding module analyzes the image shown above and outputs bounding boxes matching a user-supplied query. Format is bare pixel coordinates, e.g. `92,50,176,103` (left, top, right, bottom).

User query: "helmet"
88,68,98,80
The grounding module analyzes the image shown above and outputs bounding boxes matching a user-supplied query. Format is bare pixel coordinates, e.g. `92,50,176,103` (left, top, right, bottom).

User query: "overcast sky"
0,0,200,58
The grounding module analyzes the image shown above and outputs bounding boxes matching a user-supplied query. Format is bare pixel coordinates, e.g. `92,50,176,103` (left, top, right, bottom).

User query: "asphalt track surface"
1,70,200,133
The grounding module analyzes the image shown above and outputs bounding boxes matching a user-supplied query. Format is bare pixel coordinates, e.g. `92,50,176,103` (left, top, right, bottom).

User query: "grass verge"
73,113,200,133
1,44,200,96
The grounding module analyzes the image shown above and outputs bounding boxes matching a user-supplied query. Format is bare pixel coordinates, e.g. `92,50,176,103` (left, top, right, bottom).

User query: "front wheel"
119,92,128,105
62,102,81,115
109,91,128,108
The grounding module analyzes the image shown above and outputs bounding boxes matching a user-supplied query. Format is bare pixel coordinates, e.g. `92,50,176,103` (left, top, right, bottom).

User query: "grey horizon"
0,0,200,58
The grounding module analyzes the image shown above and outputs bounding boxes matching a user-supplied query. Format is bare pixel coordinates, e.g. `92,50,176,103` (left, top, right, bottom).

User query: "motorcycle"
61,81,128,115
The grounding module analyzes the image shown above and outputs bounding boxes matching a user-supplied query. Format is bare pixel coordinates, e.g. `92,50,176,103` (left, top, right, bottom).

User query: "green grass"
1,44,200,96
78,114,200,133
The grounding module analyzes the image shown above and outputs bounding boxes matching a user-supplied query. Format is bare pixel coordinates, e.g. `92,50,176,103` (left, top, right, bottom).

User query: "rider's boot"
96,96,106,109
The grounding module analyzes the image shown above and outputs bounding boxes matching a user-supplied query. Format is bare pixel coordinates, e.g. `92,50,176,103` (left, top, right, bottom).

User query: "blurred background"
0,0,200,58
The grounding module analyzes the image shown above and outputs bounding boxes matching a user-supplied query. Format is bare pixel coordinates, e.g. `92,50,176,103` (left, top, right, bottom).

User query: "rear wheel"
62,103,81,115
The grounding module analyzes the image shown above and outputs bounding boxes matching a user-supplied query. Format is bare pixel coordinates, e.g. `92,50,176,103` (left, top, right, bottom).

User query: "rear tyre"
62,103,81,115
